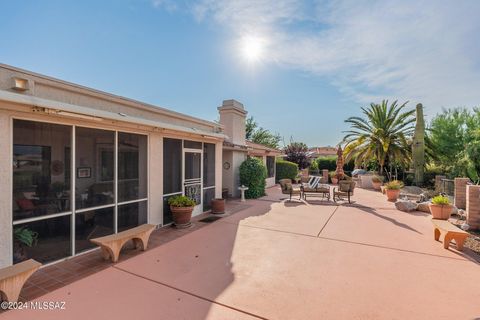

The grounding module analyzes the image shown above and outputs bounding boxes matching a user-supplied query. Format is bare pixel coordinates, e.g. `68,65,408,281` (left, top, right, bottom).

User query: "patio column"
466,185,480,230
454,177,471,210
0,113,12,267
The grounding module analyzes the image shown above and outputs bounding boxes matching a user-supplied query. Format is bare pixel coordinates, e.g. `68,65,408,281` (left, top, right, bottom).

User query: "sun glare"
241,36,264,63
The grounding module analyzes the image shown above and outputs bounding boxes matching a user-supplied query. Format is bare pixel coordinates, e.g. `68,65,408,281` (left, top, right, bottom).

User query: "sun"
240,36,264,63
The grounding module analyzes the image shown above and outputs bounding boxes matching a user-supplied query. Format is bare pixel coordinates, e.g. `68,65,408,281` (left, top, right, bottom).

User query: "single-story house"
0,64,228,268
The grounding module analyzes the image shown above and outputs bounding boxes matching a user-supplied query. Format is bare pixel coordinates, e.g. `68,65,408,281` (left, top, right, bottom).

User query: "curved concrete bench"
91,224,156,263
0,259,41,302
432,219,469,251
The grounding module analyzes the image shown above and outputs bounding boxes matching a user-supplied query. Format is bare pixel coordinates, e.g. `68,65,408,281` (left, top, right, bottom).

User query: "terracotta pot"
386,189,400,202
170,206,193,226
428,203,453,220
380,186,386,194
211,198,225,214
372,181,382,190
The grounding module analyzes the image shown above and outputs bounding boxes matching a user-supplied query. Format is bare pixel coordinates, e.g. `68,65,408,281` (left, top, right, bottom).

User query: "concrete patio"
2,186,479,319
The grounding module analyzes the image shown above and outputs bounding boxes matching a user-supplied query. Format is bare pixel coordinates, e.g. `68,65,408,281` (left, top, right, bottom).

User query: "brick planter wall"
454,178,471,210
466,185,480,230
322,169,329,183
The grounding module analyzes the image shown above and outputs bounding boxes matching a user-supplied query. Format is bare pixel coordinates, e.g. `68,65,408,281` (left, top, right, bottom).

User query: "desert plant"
371,175,384,183
240,157,267,199
431,195,450,206
275,160,298,182
168,195,196,207
412,103,425,186
14,227,38,247
385,180,404,190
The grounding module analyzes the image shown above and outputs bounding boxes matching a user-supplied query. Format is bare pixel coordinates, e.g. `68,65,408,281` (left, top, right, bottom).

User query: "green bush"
431,195,450,205
309,160,319,174
168,195,196,207
240,158,267,199
316,156,337,171
275,160,298,183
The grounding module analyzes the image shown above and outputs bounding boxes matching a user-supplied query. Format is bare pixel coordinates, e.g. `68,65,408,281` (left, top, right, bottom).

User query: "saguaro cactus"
412,103,425,186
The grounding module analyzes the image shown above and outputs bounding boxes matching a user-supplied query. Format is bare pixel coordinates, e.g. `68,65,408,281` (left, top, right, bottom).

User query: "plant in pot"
168,195,196,228
329,171,338,184
211,198,226,214
13,226,38,263
429,195,453,220
371,175,384,191
384,180,403,202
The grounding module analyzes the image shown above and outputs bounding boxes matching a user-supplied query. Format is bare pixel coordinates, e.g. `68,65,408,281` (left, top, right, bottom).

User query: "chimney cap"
218,99,247,115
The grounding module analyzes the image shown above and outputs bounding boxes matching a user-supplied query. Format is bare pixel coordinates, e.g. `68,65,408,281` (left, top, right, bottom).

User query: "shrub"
276,160,298,183
385,180,404,190
431,195,450,205
309,160,319,174
168,195,196,207
240,157,267,199
316,156,337,171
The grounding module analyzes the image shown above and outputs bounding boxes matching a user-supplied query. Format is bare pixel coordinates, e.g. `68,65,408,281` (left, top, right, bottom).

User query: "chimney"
218,99,247,145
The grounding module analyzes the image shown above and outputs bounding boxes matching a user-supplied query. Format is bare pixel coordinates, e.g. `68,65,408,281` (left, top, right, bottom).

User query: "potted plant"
384,180,403,202
211,198,226,214
429,195,453,220
13,226,38,263
371,175,384,190
168,195,196,228
330,171,338,184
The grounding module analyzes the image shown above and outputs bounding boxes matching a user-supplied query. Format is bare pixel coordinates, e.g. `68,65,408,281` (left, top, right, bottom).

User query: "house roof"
246,141,282,156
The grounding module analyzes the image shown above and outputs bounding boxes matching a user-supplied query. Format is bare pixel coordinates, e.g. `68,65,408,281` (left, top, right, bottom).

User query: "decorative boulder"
416,202,431,213
395,200,418,212
400,186,424,195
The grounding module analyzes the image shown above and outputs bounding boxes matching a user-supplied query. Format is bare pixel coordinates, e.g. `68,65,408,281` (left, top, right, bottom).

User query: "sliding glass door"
12,119,148,264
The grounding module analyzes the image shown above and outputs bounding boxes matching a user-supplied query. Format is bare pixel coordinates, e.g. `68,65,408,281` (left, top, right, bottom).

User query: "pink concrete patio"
2,186,480,319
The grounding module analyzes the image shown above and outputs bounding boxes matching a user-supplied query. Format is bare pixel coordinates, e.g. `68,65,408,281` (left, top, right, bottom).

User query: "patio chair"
333,180,356,204
279,179,302,201
302,176,330,200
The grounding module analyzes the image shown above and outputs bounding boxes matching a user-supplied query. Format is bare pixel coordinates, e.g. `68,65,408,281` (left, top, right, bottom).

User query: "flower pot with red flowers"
168,195,195,228
429,195,453,220
211,198,226,214
385,180,403,202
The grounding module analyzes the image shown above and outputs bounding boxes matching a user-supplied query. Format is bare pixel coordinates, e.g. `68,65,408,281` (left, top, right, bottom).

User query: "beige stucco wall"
0,113,12,268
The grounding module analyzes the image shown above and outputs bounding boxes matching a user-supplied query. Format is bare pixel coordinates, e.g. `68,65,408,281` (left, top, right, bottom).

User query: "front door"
184,150,203,216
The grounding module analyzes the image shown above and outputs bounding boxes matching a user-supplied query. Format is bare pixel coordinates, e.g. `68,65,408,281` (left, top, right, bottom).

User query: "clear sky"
1,0,479,147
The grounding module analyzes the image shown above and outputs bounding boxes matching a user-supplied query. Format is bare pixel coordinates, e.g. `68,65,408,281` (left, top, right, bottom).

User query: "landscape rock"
395,200,418,212
400,186,424,195
417,202,431,213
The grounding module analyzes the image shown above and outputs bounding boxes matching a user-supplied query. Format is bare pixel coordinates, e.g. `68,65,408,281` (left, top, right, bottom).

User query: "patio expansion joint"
112,265,271,320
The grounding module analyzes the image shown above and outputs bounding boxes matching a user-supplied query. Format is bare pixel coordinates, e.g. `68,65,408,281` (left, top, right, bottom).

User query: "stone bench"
432,219,469,251
0,259,41,302
91,224,156,263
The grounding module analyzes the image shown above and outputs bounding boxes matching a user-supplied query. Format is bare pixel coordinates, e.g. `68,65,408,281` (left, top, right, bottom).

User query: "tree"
245,116,281,149
342,100,415,176
284,142,310,169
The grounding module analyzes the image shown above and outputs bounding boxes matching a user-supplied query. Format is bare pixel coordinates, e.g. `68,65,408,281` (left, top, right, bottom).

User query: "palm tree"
342,100,415,176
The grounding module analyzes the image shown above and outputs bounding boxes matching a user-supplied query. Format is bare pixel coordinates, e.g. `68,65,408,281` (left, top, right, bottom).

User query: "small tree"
284,142,310,169
240,157,267,199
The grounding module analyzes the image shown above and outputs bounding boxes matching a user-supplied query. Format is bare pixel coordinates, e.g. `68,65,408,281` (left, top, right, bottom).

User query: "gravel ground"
451,215,480,259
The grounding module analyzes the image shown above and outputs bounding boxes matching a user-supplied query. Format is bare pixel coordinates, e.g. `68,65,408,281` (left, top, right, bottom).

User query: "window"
12,119,150,264
75,127,115,210
163,138,182,194
184,140,202,149
203,143,215,187
267,156,275,178
13,120,72,220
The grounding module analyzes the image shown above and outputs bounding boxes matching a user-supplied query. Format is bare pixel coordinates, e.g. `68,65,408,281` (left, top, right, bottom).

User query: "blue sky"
1,0,480,146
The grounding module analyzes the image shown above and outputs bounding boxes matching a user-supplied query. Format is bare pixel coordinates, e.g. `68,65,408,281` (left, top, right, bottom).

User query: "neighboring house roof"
307,146,337,158
246,140,282,156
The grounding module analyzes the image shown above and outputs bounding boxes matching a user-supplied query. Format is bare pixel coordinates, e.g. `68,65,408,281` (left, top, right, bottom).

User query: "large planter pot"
170,206,193,227
211,198,226,214
372,181,382,190
428,203,453,220
386,189,400,202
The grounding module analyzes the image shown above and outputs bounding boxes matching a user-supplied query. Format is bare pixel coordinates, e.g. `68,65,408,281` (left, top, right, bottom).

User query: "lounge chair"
333,180,356,203
279,179,302,201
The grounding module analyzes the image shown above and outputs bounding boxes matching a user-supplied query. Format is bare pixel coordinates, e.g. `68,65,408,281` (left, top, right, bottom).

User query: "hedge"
275,160,298,183
239,157,267,199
